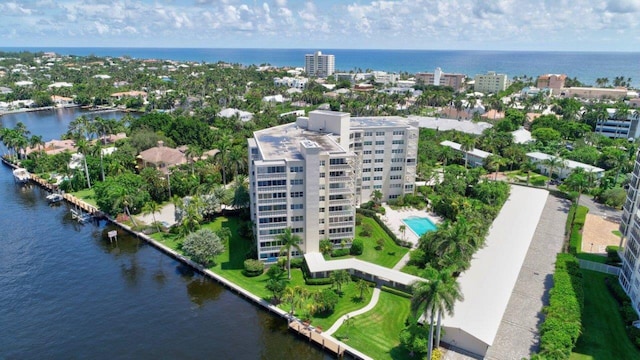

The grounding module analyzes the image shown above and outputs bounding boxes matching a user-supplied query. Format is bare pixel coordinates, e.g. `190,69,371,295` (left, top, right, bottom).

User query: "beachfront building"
440,140,493,167
474,71,508,94
526,152,605,179
474,71,509,93
594,108,640,140
415,67,467,91
248,110,418,263
304,51,335,78
559,87,628,100
536,74,567,93
620,152,640,315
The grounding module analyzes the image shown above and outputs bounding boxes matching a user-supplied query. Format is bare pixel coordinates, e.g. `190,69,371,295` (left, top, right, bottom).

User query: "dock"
289,321,346,357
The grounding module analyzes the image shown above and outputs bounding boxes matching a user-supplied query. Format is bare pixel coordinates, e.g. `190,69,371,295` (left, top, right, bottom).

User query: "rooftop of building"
253,122,345,161
526,151,605,173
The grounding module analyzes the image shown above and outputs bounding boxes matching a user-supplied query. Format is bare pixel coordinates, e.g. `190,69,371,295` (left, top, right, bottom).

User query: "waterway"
0,109,330,359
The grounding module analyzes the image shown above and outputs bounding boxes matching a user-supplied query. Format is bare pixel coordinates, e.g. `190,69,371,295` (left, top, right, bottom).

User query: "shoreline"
0,157,370,360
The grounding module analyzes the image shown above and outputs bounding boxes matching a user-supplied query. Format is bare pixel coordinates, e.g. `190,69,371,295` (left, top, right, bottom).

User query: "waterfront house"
136,141,187,174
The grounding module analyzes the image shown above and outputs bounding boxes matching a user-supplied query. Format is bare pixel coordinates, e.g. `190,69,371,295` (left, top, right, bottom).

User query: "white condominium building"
474,71,508,94
248,110,418,263
305,51,335,78
620,152,640,315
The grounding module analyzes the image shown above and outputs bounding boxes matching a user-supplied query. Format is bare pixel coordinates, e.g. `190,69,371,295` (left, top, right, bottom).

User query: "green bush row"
356,208,411,248
381,285,412,299
538,253,584,359
605,276,640,349
305,277,334,285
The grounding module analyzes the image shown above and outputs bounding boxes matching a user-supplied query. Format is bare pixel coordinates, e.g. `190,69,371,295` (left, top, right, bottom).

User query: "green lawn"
150,216,374,330
570,270,640,360
333,290,413,360
355,217,409,268
70,188,97,206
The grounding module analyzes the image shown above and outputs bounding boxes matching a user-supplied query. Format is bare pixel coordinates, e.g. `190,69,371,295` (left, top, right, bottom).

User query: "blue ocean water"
403,216,437,237
2,47,639,88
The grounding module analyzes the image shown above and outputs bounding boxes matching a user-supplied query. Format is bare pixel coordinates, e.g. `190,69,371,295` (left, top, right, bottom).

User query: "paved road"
484,195,571,360
578,195,622,223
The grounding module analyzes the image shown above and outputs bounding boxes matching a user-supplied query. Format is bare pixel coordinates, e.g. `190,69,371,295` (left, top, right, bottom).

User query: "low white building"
218,108,254,122
262,94,284,103
526,152,605,179
440,140,493,167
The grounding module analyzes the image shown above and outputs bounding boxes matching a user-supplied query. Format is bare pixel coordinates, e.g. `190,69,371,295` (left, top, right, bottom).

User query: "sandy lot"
581,213,620,254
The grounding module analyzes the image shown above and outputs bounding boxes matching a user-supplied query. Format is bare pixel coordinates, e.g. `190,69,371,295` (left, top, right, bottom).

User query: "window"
290,191,304,198
373,185,382,189
374,167,384,172
375,158,384,163
364,131,373,136
257,166,286,174
362,185,370,189
390,166,403,172
363,141,372,146
320,160,326,166
392,139,404,145
392,149,404,154
375,150,384,154
390,175,402,180
373,176,383,180
320,172,325,178
375,131,385,136
362,177,371,181
363,168,371,172
291,215,304,222
391,158,404,163
290,166,304,173
375,141,384,146
291,179,303,185
257,179,287,187
290,204,303,210
330,158,347,165
393,130,405,136
363,159,372,164
363,150,372,155
319,196,325,201
407,158,416,164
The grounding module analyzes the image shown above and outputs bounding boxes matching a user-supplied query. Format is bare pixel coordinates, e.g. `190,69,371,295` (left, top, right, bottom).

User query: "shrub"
355,213,364,226
331,248,350,257
381,285,412,299
537,253,583,359
305,277,334,285
606,246,621,265
360,223,374,237
350,238,364,255
315,288,339,314
182,229,225,267
375,238,385,251
243,259,264,277
290,257,304,268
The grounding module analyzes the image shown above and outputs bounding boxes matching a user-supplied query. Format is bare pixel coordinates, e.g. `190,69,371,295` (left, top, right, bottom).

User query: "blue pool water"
403,216,437,237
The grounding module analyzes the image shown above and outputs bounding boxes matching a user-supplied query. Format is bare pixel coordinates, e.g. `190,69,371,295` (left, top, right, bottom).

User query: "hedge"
605,277,640,349
356,208,411,248
381,285,412,299
305,277,334,285
537,253,584,359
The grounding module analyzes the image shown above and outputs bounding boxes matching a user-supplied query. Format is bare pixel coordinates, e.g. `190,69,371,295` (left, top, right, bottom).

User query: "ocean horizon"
2,47,639,87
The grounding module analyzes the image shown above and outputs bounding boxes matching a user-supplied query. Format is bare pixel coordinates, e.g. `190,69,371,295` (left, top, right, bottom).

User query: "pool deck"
381,204,442,247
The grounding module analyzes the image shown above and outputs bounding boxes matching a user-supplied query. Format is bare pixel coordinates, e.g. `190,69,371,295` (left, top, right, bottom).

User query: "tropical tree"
459,137,476,168
542,155,565,189
283,286,309,316
185,145,203,175
215,133,233,185
75,138,92,189
277,227,303,279
411,269,463,360
564,167,592,210
399,224,407,241
28,135,45,156
354,279,371,300
142,201,162,233
182,228,225,267
486,155,508,180
520,160,537,186
371,189,383,205
330,269,351,294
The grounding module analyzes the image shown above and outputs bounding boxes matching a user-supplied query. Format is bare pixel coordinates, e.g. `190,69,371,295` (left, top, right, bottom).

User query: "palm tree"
29,135,44,156
185,145,203,175
459,137,476,169
542,155,564,189
283,286,309,316
371,189,383,205
215,133,233,185
277,227,303,279
354,279,371,300
564,167,591,210
399,224,407,241
411,270,463,360
75,138,92,189
486,155,507,181
520,160,536,186
142,201,162,233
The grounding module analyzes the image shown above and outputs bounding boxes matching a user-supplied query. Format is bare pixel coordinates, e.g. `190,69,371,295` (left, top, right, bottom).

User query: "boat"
12,168,30,184
46,193,64,204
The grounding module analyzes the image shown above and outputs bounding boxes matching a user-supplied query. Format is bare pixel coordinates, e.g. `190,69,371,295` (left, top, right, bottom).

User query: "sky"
1,0,640,51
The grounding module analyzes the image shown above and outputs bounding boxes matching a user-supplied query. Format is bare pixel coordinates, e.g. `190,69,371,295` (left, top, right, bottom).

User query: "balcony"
330,187,354,195
256,172,287,180
256,185,288,193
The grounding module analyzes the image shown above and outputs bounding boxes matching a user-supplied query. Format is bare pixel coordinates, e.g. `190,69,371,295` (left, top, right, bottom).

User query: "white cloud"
0,0,637,51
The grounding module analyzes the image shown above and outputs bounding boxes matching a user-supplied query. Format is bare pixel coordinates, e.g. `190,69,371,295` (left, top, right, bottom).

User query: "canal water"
0,109,330,359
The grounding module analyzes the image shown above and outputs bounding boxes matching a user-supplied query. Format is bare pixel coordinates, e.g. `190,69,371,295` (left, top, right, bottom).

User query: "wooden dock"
289,321,345,358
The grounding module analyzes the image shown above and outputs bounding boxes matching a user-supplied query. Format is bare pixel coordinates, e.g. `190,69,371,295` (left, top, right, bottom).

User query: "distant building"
372,71,399,85
274,76,308,89
218,108,254,122
305,51,335,78
559,87,628,100
594,108,640,139
536,74,567,93
474,71,508,94
415,67,467,91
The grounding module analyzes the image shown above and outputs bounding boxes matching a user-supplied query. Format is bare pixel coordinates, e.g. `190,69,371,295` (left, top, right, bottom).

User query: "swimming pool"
402,216,437,237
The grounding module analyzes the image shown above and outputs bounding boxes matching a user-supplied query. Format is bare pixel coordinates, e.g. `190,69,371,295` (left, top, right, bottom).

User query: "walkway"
324,286,382,336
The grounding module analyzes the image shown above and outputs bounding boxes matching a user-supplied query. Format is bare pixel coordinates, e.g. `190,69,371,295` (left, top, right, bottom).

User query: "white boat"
12,168,30,184
46,193,64,203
